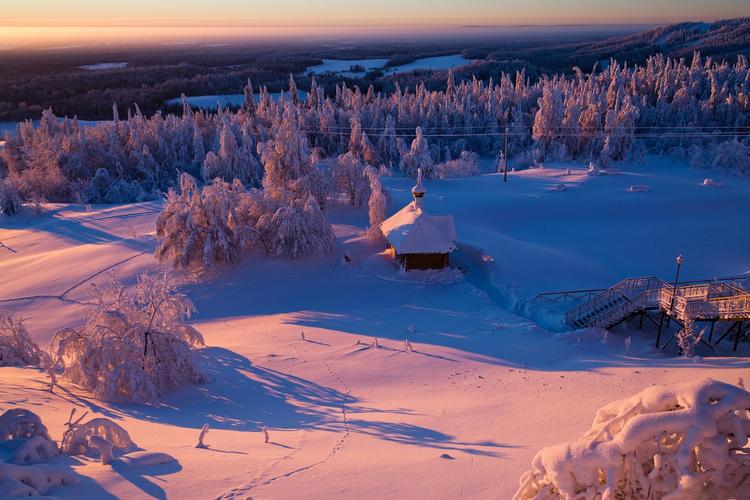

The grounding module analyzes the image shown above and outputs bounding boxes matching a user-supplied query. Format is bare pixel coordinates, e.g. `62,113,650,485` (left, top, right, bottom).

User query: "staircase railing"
565,276,667,326
587,288,662,329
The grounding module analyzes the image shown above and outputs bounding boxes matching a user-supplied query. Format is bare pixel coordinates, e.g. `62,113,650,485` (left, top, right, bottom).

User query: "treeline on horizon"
0,17,747,123
1,50,749,212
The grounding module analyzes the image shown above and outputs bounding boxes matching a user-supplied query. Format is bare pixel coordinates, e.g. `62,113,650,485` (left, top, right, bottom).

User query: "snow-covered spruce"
514,379,750,500
0,311,44,367
49,273,205,402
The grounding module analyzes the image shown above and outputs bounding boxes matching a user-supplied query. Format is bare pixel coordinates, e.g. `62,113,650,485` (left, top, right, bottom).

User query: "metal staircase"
565,277,750,330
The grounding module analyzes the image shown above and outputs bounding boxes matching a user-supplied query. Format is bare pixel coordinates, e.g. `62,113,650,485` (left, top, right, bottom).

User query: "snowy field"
166,91,309,110
305,54,471,77
78,62,128,71
1,159,749,498
305,58,390,77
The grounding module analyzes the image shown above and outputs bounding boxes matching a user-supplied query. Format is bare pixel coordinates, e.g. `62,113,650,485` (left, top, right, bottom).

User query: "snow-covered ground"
1,159,748,498
166,91,309,110
305,54,471,77
305,58,390,77
78,62,128,71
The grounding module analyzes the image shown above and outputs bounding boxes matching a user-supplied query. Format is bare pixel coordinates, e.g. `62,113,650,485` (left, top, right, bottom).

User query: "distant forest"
0,18,748,123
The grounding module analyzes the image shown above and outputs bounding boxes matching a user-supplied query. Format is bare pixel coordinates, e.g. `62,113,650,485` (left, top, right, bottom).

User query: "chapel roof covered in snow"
379,169,457,255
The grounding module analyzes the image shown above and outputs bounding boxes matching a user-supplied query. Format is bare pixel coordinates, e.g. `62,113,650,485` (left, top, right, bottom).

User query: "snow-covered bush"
0,178,22,215
711,140,750,175
50,273,205,402
156,173,246,270
0,409,50,442
60,409,135,456
514,379,750,500
434,151,480,179
257,194,335,259
0,311,43,367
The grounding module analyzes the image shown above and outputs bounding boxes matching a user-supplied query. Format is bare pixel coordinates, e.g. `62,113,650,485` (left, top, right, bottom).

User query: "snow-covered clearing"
78,63,128,71
166,91,309,110
1,159,748,498
305,54,471,77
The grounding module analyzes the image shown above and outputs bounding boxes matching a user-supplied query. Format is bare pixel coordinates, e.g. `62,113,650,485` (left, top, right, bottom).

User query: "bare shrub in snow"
50,273,205,402
434,151,480,179
0,311,43,367
676,318,703,357
514,379,750,500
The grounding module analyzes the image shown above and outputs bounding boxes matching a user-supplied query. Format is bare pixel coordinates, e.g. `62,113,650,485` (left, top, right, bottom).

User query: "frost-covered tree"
363,166,387,240
329,153,370,209
0,178,22,215
257,194,335,259
203,124,261,186
50,273,205,402
0,311,43,367
399,127,434,178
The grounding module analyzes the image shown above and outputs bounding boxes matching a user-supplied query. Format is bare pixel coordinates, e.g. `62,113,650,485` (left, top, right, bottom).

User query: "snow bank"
0,462,78,496
515,379,750,499
626,184,650,192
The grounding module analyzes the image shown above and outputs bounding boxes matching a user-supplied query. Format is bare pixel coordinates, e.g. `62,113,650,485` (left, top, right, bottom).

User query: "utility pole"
503,127,509,182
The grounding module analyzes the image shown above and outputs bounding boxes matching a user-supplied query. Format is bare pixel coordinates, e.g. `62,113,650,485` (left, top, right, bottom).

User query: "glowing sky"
5,0,749,26
1,0,748,50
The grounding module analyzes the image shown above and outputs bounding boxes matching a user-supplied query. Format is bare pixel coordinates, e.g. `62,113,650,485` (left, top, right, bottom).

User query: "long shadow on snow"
114,347,353,432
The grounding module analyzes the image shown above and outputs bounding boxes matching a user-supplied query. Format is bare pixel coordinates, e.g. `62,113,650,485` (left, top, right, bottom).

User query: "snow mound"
548,183,567,192
0,462,78,497
514,379,750,500
10,435,58,464
626,184,650,192
701,178,722,188
119,451,177,467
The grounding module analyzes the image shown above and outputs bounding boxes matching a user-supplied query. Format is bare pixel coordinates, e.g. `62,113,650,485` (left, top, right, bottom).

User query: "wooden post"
503,127,508,182
708,320,716,342
638,311,644,331
656,313,665,348
734,320,743,351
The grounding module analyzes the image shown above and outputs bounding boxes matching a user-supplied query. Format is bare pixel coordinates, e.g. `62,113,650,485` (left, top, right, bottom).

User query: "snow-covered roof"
380,202,457,254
